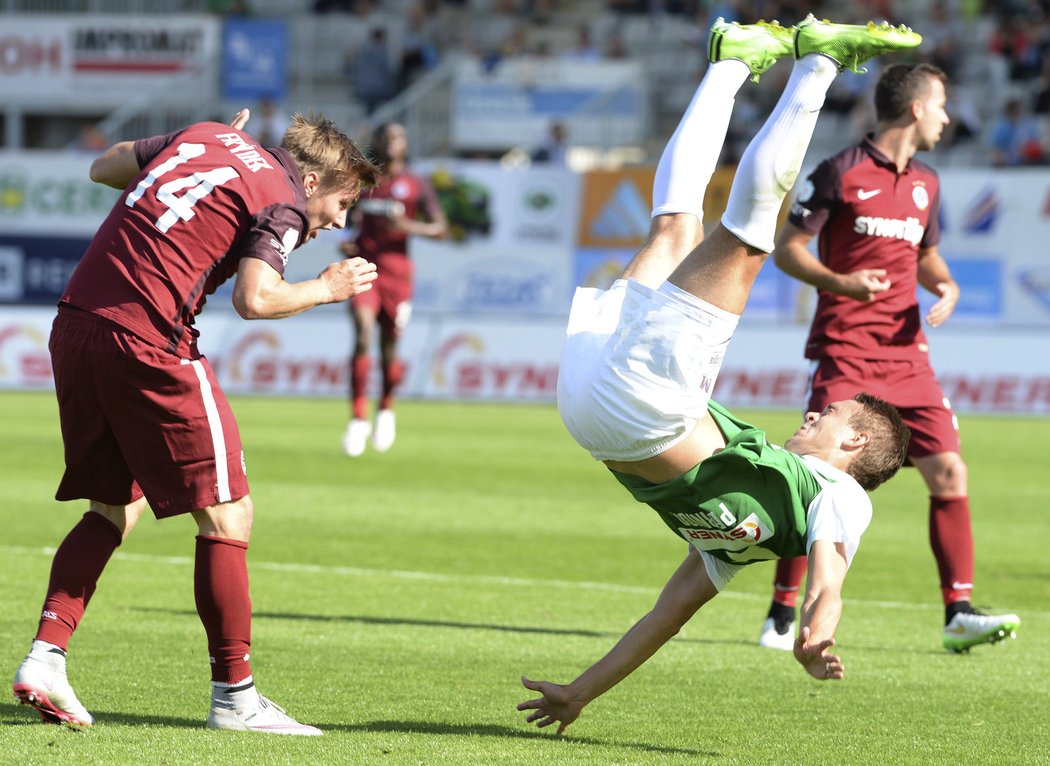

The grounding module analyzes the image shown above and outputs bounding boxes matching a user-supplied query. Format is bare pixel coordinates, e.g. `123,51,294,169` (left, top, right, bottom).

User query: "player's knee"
928,452,967,495
194,495,254,542
89,498,146,540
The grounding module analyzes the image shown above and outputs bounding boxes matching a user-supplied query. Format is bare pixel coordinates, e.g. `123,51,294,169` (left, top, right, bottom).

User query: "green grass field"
1,391,1047,765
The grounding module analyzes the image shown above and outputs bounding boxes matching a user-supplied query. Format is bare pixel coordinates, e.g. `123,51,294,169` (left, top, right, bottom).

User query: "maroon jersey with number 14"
788,136,941,362
61,122,308,358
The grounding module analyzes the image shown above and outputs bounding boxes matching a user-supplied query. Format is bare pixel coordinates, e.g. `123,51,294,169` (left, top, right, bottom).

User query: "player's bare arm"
794,539,848,680
89,142,140,189
774,223,891,301
518,547,716,734
233,256,377,320
916,246,959,327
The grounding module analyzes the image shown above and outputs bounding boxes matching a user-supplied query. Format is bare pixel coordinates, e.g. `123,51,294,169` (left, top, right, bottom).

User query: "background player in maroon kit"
757,63,1020,654
340,121,448,457
12,109,380,734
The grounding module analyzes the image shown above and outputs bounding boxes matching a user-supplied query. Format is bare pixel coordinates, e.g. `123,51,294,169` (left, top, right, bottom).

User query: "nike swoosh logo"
857,189,881,200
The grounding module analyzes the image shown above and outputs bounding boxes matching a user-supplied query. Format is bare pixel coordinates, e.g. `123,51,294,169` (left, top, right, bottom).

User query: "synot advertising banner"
4,307,1050,414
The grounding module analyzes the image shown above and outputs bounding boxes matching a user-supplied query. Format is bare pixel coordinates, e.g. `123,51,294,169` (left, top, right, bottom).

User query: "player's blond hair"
847,393,910,491
281,113,380,195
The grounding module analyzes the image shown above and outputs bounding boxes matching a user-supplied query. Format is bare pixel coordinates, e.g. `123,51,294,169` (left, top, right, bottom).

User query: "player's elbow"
233,292,269,320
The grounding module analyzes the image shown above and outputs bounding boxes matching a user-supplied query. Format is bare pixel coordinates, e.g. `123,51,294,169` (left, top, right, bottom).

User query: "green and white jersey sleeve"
800,455,872,566
612,401,872,567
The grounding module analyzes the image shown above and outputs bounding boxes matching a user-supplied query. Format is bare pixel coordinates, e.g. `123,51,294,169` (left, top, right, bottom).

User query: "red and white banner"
0,16,219,104
4,307,1049,414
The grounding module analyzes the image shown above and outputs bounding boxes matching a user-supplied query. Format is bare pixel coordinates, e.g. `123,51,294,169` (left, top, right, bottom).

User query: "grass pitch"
1,391,1046,765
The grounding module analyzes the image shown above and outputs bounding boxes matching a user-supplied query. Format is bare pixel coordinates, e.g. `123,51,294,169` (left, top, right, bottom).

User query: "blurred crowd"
79,0,1050,166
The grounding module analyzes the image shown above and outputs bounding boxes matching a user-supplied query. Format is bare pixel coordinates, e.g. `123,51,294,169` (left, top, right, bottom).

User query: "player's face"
784,399,863,456
384,124,408,161
304,185,359,241
915,77,950,151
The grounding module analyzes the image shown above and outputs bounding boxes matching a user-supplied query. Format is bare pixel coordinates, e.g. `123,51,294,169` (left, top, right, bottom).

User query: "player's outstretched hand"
924,281,958,328
230,109,250,131
839,269,891,301
517,676,585,735
319,257,378,303
793,626,844,681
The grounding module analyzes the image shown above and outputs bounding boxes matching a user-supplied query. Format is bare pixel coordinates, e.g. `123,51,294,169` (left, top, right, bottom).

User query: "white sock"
28,639,66,669
212,674,256,703
651,59,751,220
721,54,839,252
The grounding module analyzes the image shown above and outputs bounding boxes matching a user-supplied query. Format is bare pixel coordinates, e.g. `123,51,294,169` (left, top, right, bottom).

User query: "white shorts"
557,279,740,461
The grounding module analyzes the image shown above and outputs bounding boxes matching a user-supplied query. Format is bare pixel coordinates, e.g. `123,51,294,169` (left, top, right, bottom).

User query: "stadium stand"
1,0,1048,167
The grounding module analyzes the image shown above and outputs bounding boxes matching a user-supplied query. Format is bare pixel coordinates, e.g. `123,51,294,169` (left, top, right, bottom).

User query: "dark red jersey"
355,170,440,258
61,122,308,357
788,136,941,361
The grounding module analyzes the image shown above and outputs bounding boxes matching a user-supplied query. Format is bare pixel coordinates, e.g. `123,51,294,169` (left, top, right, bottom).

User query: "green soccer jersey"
612,401,872,566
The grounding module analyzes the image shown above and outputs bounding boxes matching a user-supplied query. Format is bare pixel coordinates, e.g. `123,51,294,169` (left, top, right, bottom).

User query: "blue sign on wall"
221,19,288,101
0,236,90,305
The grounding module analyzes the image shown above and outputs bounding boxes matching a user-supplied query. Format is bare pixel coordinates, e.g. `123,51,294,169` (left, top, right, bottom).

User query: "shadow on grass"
3,703,713,755
328,720,714,756
131,606,744,646
2,700,202,729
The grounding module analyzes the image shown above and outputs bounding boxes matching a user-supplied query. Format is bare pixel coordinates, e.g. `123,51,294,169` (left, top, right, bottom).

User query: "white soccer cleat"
372,409,396,453
208,687,323,736
13,647,93,727
758,616,796,651
342,418,371,457
943,610,1021,653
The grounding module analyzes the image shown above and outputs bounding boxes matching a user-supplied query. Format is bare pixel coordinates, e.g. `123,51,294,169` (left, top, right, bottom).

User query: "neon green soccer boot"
942,608,1021,654
707,18,795,82
794,14,922,73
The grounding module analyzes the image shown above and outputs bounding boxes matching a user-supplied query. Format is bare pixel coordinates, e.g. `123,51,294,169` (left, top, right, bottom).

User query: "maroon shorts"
50,308,249,518
806,355,960,459
351,252,413,336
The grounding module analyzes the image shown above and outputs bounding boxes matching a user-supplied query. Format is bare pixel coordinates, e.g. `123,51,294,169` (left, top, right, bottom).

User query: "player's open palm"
517,676,585,734
794,626,844,681
320,257,377,302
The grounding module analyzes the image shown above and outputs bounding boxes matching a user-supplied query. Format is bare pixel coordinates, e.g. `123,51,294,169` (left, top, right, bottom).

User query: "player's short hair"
874,63,947,123
846,392,910,491
281,112,380,196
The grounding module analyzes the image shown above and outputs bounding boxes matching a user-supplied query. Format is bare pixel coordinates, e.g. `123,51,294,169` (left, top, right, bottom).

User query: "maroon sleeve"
417,176,444,221
133,131,182,168
238,203,307,277
788,158,840,236
921,186,941,249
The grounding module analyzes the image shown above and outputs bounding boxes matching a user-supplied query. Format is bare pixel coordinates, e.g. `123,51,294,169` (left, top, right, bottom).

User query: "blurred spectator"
562,23,601,62
349,27,398,114
604,30,631,59
922,0,964,80
988,13,1042,81
480,23,530,72
72,122,109,154
400,3,441,90
988,97,1046,165
531,121,569,166
941,85,982,148
1032,55,1050,114
252,98,289,147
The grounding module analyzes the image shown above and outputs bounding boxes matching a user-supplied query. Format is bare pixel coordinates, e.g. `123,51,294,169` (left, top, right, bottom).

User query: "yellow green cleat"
793,14,923,74
707,18,795,83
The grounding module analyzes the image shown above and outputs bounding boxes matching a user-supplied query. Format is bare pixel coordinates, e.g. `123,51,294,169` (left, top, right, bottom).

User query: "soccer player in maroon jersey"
339,121,449,457
12,109,380,734
756,63,1020,654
